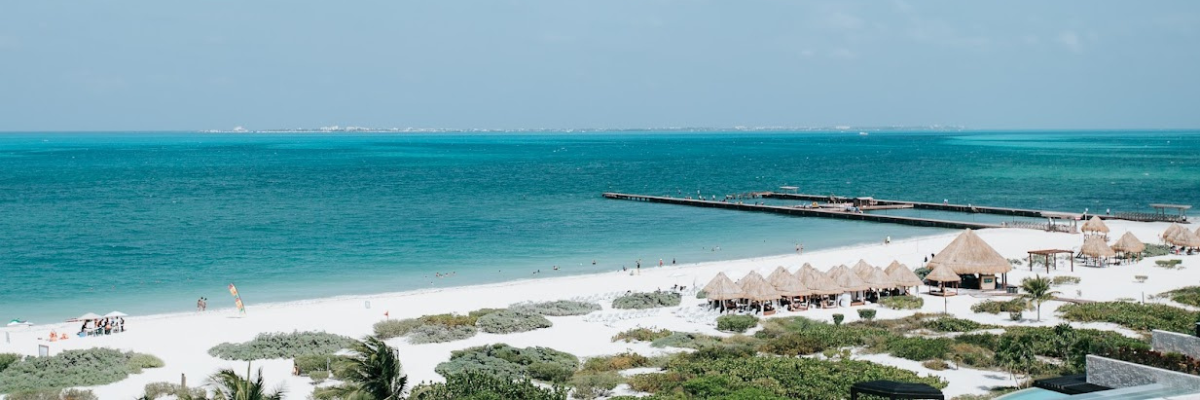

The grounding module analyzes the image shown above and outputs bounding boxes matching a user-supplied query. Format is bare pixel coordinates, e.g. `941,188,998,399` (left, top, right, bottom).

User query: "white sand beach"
2,219,1195,399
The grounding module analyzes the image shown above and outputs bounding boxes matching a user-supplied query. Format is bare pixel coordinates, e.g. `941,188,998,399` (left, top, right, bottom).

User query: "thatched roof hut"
702,272,745,301
1111,232,1146,254
829,265,871,292
766,266,794,289
926,230,1012,275
862,267,897,289
1168,228,1200,248
775,272,812,297
738,271,781,302
851,259,875,279
801,268,843,295
924,265,962,283
1080,236,1116,258
1164,224,1185,240
1081,215,1109,234
885,261,924,287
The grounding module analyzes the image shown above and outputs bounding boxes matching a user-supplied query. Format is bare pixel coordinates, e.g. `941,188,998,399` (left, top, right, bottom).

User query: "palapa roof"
1111,232,1145,254
766,266,794,289
851,259,876,280
1164,224,1185,239
829,264,872,291
801,268,844,295
885,262,925,287
702,272,744,301
1081,215,1109,233
738,271,781,301
862,267,897,289
775,271,812,297
926,230,1012,275
1167,227,1200,247
1080,236,1116,258
924,265,962,282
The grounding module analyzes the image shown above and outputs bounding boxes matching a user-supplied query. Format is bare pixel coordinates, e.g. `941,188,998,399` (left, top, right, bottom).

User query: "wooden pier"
603,193,1002,230
761,193,1053,218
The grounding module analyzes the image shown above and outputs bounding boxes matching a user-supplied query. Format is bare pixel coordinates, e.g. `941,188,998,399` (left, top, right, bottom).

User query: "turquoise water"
2,131,1198,322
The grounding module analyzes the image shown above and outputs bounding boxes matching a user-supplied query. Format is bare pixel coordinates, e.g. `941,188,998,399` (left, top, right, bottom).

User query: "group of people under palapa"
701,229,1016,315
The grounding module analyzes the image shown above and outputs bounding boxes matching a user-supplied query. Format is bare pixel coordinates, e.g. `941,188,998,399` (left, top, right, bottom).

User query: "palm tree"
331,335,408,400
209,363,283,400
1020,275,1060,321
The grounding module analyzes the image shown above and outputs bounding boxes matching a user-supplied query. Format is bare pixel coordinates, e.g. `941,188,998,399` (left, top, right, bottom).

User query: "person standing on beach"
197,297,204,312
659,259,663,267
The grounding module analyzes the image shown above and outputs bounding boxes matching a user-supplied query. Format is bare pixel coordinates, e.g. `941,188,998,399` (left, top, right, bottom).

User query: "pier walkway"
762,193,1056,218
603,193,1002,230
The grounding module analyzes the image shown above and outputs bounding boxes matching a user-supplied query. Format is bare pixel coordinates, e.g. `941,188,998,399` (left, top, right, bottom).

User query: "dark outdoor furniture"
1032,374,1111,395
850,380,945,400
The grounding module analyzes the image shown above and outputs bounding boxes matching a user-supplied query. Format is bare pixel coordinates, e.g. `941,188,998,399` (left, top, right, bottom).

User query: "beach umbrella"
1080,236,1116,259
927,230,1012,275
73,312,102,321
702,272,745,301
886,264,925,289
1168,228,1200,248
104,311,128,318
851,259,876,280
1111,232,1146,254
737,271,781,302
1164,224,1185,242
924,265,961,283
1080,216,1109,235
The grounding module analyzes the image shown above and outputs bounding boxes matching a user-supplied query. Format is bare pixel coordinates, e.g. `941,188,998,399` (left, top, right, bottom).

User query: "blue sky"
1,1,1198,131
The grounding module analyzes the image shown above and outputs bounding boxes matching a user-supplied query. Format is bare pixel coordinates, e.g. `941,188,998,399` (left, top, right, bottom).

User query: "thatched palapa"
738,271,781,302
1167,227,1200,248
851,259,875,280
926,230,1012,275
802,268,843,295
775,272,812,297
862,267,896,289
766,266,794,289
702,272,744,301
829,265,871,292
1164,224,1185,241
1110,232,1145,254
885,261,924,287
1080,235,1116,258
924,265,961,283
1081,215,1109,234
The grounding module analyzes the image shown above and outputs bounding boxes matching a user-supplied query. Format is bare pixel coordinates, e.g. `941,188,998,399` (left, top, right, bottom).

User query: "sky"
1,1,1198,131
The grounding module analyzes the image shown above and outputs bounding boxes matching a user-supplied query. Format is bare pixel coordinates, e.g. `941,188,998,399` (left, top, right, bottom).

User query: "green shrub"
914,267,932,280
308,370,330,384
832,313,845,326
1154,259,1184,269
876,337,954,361
0,354,21,373
717,315,760,333
612,327,673,343
1159,286,1200,307
924,317,986,332
1010,310,1023,321
1144,244,1171,257
755,317,889,356
59,389,98,400
696,290,708,299
207,331,355,360
476,309,553,334
0,348,162,394
612,292,682,309
410,371,569,400
293,354,345,374
511,300,601,316
570,371,625,400
409,324,478,344
1051,276,1082,285
880,296,924,310
420,313,481,327
142,382,206,399
858,309,877,321
1059,302,1200,334
922,359,949,370
126,353,164,374
374,318,423,339
971,299,1031,314
8,389,98,400
435,344,579,384
582,352,652,372
650,332,723,349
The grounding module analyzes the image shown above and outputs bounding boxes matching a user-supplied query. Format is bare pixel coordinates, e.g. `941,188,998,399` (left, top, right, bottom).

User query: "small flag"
228,283,247,315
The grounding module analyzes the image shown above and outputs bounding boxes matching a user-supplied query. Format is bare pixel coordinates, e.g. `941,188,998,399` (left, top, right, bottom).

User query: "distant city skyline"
2,1,1198,131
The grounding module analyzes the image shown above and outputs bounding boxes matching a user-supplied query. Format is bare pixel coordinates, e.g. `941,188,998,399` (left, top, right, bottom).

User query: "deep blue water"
1,131,1198,322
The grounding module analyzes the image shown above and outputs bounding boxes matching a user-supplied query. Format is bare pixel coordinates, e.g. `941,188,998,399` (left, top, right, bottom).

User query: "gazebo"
851,380,945,400
924,265,961,296
1079,236,1116,267
1111,232,1146,262
885,261,924,294
926,230,1012,290
738,271,781,315
702,272,744,311
802,268,844,308
776,272,813,311
1026,249,1075,273
1080,215,1109,238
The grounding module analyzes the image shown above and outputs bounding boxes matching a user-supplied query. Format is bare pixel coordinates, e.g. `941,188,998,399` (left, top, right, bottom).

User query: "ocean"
1,130,1198,322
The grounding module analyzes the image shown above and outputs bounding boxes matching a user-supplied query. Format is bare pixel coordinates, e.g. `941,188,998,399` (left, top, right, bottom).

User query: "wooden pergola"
1028,249,1075,272
1151,204,1191,222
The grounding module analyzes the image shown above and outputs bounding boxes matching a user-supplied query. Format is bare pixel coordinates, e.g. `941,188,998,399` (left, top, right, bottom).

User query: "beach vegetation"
373,318,423,339
995,333,1038,387
0,353,20,373
142,382,207,400
324,336,407,400
435,344,579,384
511,300,601,316
881,296,924,310
1050,276,1081,286
208,364,284,400
207,331,355,360
832,313,845,326
581,352,653,373
857,309,877,321
408,324,478,344
923,316,987,332
913,267,932,280
126,353,165,374
1007,258,1024,266
569,371,624,399
695,290,707,299
0,348,163,394
293,354,347,375
1143,244,1172,257
922,359,949,371
650,332,724,349
1059,301,1200,334
1019,275,1060,321
716,315,759,333
1159,286,1200,307
409,371,568,400
612,327,673,343
1155,259,1184,269
307,370,330,384
611,292,681,309
971,298,1031,314
476,309,553,334
6,388,98,400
